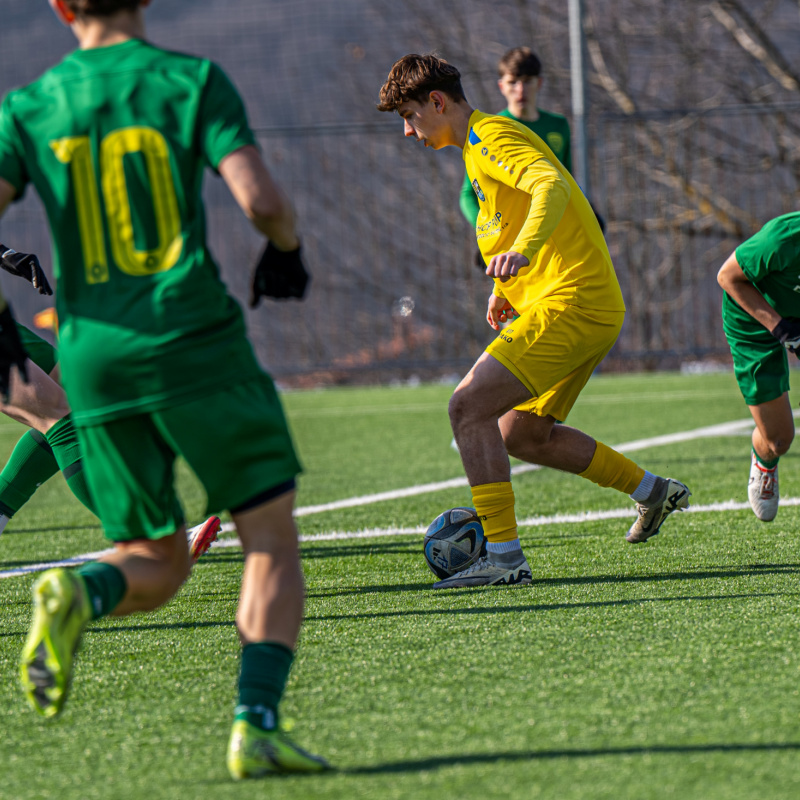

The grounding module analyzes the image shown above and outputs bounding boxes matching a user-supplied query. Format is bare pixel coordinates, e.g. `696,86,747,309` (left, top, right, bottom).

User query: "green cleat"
226,719,330,779
19,568,91,718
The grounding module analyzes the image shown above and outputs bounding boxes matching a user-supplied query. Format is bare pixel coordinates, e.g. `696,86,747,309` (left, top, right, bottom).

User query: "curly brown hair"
377,54,466,112
63,0,143,17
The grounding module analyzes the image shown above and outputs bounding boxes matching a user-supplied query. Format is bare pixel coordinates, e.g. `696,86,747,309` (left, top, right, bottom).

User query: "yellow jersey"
463,110,625,313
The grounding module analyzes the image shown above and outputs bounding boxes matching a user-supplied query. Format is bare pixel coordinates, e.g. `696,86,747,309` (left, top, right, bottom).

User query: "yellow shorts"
486,302,624,422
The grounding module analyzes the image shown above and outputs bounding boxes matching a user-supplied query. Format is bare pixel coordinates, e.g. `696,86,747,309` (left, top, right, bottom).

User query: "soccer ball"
423,507,486,579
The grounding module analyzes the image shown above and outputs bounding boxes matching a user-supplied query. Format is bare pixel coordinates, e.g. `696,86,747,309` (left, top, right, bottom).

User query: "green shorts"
75,374,301,542
17,324,58,375
723,302,789,406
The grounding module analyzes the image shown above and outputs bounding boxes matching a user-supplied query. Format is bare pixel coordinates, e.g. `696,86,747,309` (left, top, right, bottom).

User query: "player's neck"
73,13,146,49
508,104,540,122
451,103,476,148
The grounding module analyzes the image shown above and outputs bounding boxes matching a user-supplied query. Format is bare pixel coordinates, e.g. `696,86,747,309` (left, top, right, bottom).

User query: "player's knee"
769,432,794,457
448,387,478,431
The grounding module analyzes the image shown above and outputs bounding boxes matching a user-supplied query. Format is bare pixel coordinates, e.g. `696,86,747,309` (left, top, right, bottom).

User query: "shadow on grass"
304,592,782,622
342,741,800,774
305,562,800,599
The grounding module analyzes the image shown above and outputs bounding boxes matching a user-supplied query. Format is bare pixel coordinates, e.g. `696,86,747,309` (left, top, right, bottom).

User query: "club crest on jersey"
472,179,486,202
547,132,564,154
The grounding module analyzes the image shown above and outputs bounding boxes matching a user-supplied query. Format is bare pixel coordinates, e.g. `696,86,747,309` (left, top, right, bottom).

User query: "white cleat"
433,553,532,589
626,477,691,543
748,453,779,522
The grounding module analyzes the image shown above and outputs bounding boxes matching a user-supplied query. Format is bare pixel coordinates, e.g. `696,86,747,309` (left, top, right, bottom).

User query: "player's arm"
219,145,309,305
459,171,480,227
717,251,781,332
219,145,298,250
485,151,570,282
716,251,800,354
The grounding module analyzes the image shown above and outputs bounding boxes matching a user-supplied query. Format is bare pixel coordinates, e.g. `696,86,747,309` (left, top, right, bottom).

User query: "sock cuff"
486,538,522,553
242,641,294,660
752,447,779,470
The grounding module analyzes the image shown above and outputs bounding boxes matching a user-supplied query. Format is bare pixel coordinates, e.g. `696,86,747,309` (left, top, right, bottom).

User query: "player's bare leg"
0,359,69,433
227,489,328,777
233,490,304,648
448,352,531,486
101,530,191,615
500,411,596,473
746,393,793,521
435,352,533,588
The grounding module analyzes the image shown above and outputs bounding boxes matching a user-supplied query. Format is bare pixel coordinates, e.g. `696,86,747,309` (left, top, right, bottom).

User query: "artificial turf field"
3,369,800,800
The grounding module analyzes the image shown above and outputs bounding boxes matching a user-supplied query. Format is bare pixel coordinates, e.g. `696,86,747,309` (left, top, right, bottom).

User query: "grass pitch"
3,369,800,799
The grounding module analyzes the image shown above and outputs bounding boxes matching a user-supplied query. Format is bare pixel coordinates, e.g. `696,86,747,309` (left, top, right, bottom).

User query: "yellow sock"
579,441,645,495
471,482,518,543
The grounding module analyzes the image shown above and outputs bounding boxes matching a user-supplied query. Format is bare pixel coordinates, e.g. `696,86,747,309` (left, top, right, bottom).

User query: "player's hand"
771,317,800,358
485,250,529,283
487,293,519,331
0,244,53,296
249,241,310,307
0,303,28,401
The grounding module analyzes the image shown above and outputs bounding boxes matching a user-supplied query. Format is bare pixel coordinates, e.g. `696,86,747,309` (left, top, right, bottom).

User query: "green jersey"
723,212,800,332
0,39,260,425
459,108,571,226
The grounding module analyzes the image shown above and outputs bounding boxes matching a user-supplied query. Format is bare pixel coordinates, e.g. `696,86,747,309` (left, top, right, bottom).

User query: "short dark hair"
497,47,541,79
63,0,143,17
377,53,466,112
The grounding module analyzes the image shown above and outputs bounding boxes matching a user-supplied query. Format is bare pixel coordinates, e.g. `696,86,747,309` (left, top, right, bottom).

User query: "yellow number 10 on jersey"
51,127,183,285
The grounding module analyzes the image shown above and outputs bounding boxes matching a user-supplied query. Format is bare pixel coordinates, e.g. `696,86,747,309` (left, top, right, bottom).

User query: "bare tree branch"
710,0,800,91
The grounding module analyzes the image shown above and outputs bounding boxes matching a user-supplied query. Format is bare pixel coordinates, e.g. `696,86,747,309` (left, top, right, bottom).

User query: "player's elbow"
245,191,289,227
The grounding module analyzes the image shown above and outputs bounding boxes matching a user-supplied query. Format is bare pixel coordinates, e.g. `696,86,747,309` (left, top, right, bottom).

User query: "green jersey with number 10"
0,39,263,425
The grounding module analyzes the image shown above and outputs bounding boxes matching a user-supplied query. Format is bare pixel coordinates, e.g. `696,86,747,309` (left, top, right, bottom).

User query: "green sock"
44,415,96,514
235,642,294,731
0,429,60,517
76,562,127,620
753,447,779,470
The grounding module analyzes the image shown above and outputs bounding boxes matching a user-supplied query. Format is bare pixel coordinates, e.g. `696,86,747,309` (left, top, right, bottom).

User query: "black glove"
0,304,28,401
249,241,309,307
0,243,53,296
771,317,800,358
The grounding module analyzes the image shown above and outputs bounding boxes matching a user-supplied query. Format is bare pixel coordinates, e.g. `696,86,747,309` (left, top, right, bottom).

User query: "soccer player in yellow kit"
378,54,691,588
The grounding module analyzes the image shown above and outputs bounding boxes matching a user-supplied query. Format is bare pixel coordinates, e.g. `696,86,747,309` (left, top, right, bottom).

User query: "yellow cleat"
226,719,330,779
19,568,91,718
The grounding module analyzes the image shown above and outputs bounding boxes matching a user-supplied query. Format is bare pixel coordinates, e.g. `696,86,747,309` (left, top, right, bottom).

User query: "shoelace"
459,556,490,576
756,466,776,499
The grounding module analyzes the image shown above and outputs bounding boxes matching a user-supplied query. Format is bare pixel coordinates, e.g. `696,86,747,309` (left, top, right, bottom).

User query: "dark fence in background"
3,103,797,383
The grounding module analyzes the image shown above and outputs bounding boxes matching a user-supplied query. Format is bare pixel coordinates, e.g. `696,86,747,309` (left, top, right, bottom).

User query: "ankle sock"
630,470,658,502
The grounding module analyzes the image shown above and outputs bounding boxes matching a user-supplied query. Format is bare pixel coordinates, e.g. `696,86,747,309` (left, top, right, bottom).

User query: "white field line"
4,497,799,579
0,414,787,580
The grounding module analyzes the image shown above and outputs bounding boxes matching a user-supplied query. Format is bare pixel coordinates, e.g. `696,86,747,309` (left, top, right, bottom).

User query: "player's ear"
49,0,75,26
429,91,446,113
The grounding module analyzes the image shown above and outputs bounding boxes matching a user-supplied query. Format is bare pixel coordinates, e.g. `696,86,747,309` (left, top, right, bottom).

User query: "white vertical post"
569,0,591,197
